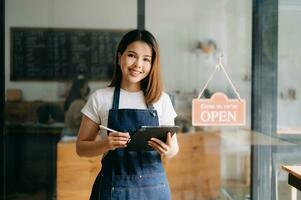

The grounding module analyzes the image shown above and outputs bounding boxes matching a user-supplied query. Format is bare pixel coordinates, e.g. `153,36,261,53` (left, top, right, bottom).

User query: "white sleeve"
159,93,177,126
81,92,101,124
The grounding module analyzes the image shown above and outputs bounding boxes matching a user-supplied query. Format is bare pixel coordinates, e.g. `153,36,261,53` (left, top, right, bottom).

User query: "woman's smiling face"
119,41,152,91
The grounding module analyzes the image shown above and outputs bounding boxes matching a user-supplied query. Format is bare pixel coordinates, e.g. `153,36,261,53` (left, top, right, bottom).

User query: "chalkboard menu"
10,27,127,80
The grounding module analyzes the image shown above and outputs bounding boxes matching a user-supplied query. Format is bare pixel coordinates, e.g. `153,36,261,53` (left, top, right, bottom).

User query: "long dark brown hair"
109,29,163,105
64,78,88,111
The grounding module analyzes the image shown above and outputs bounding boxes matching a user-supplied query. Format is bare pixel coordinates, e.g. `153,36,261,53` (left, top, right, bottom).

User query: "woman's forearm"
76,139,109,157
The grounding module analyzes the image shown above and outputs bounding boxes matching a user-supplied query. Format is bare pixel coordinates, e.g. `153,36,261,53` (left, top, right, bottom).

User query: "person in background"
76,29,179,199
63,77,90,136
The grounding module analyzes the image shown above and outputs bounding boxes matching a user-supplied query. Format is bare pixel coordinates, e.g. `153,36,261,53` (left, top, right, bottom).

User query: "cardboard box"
6,89,22,102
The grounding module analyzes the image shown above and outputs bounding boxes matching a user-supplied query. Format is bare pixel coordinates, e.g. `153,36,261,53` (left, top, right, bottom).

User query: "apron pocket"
111,183,170,200
111,173,171,199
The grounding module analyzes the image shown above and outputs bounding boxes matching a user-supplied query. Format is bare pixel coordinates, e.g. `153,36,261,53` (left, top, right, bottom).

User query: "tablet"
126,125,179,151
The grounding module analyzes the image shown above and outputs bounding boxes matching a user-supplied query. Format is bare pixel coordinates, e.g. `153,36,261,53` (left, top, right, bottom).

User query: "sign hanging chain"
197,64,219,99
197,54,242,101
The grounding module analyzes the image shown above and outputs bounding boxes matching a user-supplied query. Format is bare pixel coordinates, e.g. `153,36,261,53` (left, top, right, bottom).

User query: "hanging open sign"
192,92,246,126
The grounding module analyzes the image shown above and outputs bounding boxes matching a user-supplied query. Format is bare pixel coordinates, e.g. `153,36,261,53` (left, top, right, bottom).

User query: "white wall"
278,1,301,129
146,0,252,126
5,0,137,101
146,0,252,92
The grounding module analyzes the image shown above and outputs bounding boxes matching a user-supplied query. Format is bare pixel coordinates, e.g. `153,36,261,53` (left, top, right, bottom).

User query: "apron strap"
147,104,155,110
112,87,120,109
147,104,157,117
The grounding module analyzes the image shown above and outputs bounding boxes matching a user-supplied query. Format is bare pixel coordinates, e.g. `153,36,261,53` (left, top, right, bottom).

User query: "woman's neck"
120,81,141,92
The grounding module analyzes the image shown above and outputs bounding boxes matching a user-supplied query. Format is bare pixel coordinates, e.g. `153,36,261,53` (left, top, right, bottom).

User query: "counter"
57,130,221,200
4,122,63,199
282,165,301,200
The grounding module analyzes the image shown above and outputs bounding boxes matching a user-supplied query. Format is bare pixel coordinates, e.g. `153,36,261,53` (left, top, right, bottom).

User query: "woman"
63,77,90,136
76,29,179,199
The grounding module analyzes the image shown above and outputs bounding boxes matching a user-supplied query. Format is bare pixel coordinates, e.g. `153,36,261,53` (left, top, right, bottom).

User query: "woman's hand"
148,132,179,158
105,132,131,151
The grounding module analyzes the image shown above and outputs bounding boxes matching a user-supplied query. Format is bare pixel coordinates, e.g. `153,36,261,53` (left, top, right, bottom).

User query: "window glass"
5,0,136,199
277,0,301,134
276,0,301,199
146,0,252,199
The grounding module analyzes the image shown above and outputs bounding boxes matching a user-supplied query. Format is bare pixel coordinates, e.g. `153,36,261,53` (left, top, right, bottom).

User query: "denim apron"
90,87,171,200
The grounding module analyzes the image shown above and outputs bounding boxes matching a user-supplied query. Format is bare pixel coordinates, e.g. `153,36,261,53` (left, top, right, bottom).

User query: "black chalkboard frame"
10,27,129,81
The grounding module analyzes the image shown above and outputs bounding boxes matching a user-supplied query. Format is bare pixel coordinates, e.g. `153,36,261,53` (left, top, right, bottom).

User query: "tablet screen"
126,126,179,151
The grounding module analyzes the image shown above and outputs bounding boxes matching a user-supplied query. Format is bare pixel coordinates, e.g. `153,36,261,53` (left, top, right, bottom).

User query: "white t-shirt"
81,87,177,139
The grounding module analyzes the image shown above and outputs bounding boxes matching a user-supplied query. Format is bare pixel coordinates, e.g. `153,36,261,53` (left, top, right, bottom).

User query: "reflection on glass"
277,0,301,199
146,0,253,199
278,0,301,133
